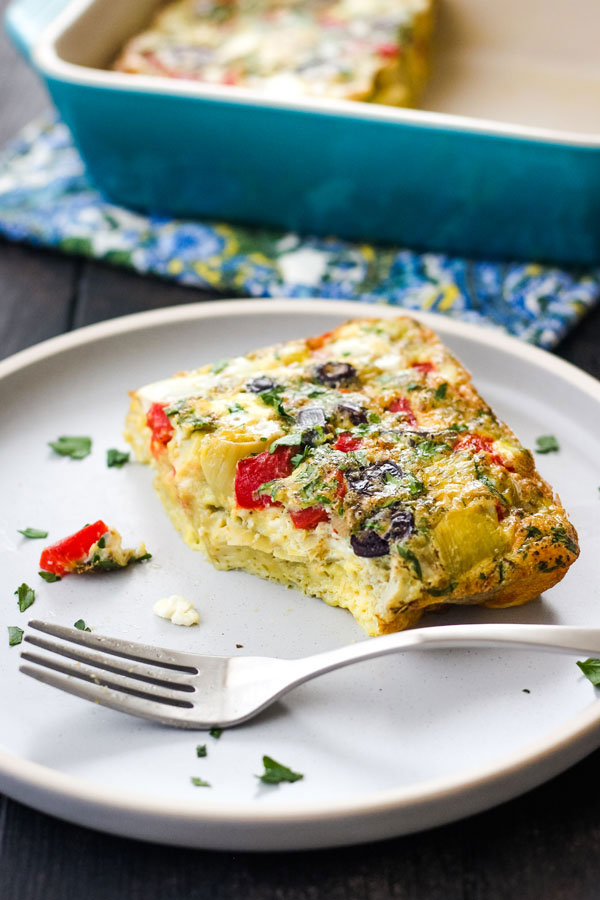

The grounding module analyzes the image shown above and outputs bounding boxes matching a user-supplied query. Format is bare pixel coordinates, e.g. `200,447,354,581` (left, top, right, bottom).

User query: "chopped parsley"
551,526,578,555
8,626,24,646
15,583,35,613
48,435,92,460
406,382,420,392
211,359,229,374
535,434,559,454
291,445,311,469
474,462,508,504
39,571,61,583
368,412,381,424
269,432,303,453
449,423,468,433
525,525,543,539
228,403,245,413
190,777,211,787
209,728,223,739
257,756,304,785
434,382,448,401
415,440,446,459
17,527,48,539
396,546,422,579
196,744,207,758
405,472,425,497
427,582,458,597
106,448,130,468
74,619,91,632
259,387,294,422
577,659,600,685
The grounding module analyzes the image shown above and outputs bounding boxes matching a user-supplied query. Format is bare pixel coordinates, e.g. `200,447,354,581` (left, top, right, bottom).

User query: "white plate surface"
1,299,599,851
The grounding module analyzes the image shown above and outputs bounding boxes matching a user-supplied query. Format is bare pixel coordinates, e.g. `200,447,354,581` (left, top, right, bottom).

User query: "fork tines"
20,620,201,728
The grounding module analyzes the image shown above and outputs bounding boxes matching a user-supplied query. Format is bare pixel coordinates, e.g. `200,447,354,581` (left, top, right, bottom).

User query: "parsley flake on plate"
8,626,24,646
209,728,223,739
106,448,130,468
39,571,61,583
74,619,91,632
535,435,560,454
190,777,211,787
196,744,207,758
14,583,35,613
576,658,600,686
257,756,304,785
48,435,92,460
17,527,48,539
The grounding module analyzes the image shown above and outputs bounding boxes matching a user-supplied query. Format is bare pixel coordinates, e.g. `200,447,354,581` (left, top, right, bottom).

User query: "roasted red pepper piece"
235,447,294,509
388,397,417,426
411,361,435,374
334,470,347,498
39,520,108,576
146,402,174,452
289,507,329,530
334,433,363,452
454,433,514,471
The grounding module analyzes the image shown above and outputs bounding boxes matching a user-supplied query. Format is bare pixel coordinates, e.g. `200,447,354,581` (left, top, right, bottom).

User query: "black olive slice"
336,403,368,426
385,506,415,542
350,530,390,558
346,460,403,495
246,376,277,393
313,361,357,388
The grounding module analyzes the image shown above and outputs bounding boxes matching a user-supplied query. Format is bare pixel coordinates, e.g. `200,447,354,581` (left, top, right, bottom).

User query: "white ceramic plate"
1,299,599,851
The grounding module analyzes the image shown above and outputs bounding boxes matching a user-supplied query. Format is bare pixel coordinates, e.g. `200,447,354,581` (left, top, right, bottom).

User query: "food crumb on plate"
153,594,200,626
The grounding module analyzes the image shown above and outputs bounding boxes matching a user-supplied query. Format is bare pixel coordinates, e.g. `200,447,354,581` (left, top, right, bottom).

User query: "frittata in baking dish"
125,316,578,636
113,0,433,107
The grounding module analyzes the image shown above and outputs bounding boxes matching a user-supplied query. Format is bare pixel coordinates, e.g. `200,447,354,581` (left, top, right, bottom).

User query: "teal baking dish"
5,0,600,264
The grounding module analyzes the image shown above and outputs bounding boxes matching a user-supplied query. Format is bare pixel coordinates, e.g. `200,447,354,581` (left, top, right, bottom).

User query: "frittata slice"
125,316,578,636
113,0,434,107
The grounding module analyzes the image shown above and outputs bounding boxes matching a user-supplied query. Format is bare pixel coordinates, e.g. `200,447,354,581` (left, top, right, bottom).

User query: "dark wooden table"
2,6,600,898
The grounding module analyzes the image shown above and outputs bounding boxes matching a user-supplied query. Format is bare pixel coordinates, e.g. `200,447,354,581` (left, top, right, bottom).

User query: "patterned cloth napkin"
0,117,598,349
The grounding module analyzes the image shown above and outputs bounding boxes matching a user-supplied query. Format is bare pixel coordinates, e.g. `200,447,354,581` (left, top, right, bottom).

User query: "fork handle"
286,624,600,687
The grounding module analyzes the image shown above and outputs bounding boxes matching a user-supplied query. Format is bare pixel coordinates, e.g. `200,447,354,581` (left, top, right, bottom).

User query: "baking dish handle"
4,0,72,62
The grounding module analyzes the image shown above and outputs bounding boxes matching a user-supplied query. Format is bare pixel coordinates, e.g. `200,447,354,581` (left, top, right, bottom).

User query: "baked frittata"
125,316,578,636
113,0,433,107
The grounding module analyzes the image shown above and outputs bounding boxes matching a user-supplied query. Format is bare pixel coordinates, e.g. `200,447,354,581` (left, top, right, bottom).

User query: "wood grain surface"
1,2,600,897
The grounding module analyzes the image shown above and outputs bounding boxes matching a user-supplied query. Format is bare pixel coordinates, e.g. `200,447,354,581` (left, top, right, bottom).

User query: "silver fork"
20,620,600,730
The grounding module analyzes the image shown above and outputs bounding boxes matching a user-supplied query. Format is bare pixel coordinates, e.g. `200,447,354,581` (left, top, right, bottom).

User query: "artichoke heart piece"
199,430,278,505
433,504,510,576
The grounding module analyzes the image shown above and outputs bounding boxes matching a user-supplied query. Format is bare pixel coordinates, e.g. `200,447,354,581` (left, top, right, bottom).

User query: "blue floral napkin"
0,117,598,349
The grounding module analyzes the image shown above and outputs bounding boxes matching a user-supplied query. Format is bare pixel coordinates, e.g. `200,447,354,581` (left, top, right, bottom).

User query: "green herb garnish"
525,525,543,539
74,619,91,632
406,382,420,392
17,527,48,539
291,445,311,469
39,571,61,583
427,582,457,597
434,382,448,401
209,728,223,739
415,440,444,459
107,448,130,468
576,659,600,685
196,744,207,758
269,432,303,453
48,435,92,460
190,777,211,787
257,756,304,785
15,583,35,613
474,462,508,504
405,472,425,497
368,412,381,424
228,403,245,413
8,626,24,646
211,359,229,374
396,546,422,579
535,435,559,454
551,526,578,554
449,423,468,433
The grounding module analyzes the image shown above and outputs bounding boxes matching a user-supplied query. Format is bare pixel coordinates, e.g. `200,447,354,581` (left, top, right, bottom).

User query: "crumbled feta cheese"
153,595,200,626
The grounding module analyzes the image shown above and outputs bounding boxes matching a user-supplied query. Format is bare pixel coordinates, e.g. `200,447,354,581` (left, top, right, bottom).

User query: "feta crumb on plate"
153,594,200,626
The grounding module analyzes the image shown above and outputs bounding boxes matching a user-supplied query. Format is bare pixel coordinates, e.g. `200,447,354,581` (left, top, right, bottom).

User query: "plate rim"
2,296,600,849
